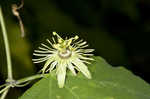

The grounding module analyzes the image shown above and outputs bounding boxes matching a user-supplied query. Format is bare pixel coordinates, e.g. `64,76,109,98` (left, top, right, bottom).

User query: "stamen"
53,32,61,38
53,32,64,42
74,35,79,40
66,35,79,47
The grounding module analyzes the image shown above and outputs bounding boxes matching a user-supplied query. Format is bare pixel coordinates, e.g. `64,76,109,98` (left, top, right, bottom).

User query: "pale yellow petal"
56,63,67,88
67,63,77,76
42,58,53,73
72,58,91,79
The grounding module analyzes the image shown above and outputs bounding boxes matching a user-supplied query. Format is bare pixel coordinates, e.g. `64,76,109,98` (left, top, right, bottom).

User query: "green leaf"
20,56,150,99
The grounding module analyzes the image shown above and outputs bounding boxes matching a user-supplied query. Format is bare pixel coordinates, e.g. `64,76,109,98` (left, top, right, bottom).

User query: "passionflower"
32,32,94,88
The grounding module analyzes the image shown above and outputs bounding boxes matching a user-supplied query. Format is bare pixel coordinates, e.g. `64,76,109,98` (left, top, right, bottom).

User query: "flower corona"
32,32,94,88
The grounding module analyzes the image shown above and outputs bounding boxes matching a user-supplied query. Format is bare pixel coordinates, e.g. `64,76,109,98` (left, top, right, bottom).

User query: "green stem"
0,86,10,94
0,88,9,99
0,7,13,81
0,6,46,99
16,74,46,85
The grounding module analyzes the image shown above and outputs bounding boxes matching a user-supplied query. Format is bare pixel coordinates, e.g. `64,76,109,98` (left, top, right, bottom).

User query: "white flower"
32,32,94,88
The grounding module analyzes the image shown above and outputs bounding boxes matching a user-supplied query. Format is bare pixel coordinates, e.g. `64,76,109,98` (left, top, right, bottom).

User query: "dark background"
0,0,150,98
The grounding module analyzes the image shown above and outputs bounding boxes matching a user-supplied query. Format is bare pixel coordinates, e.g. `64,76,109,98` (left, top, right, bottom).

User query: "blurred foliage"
0,0,150,98
23,0,127,65
0,19,35,79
